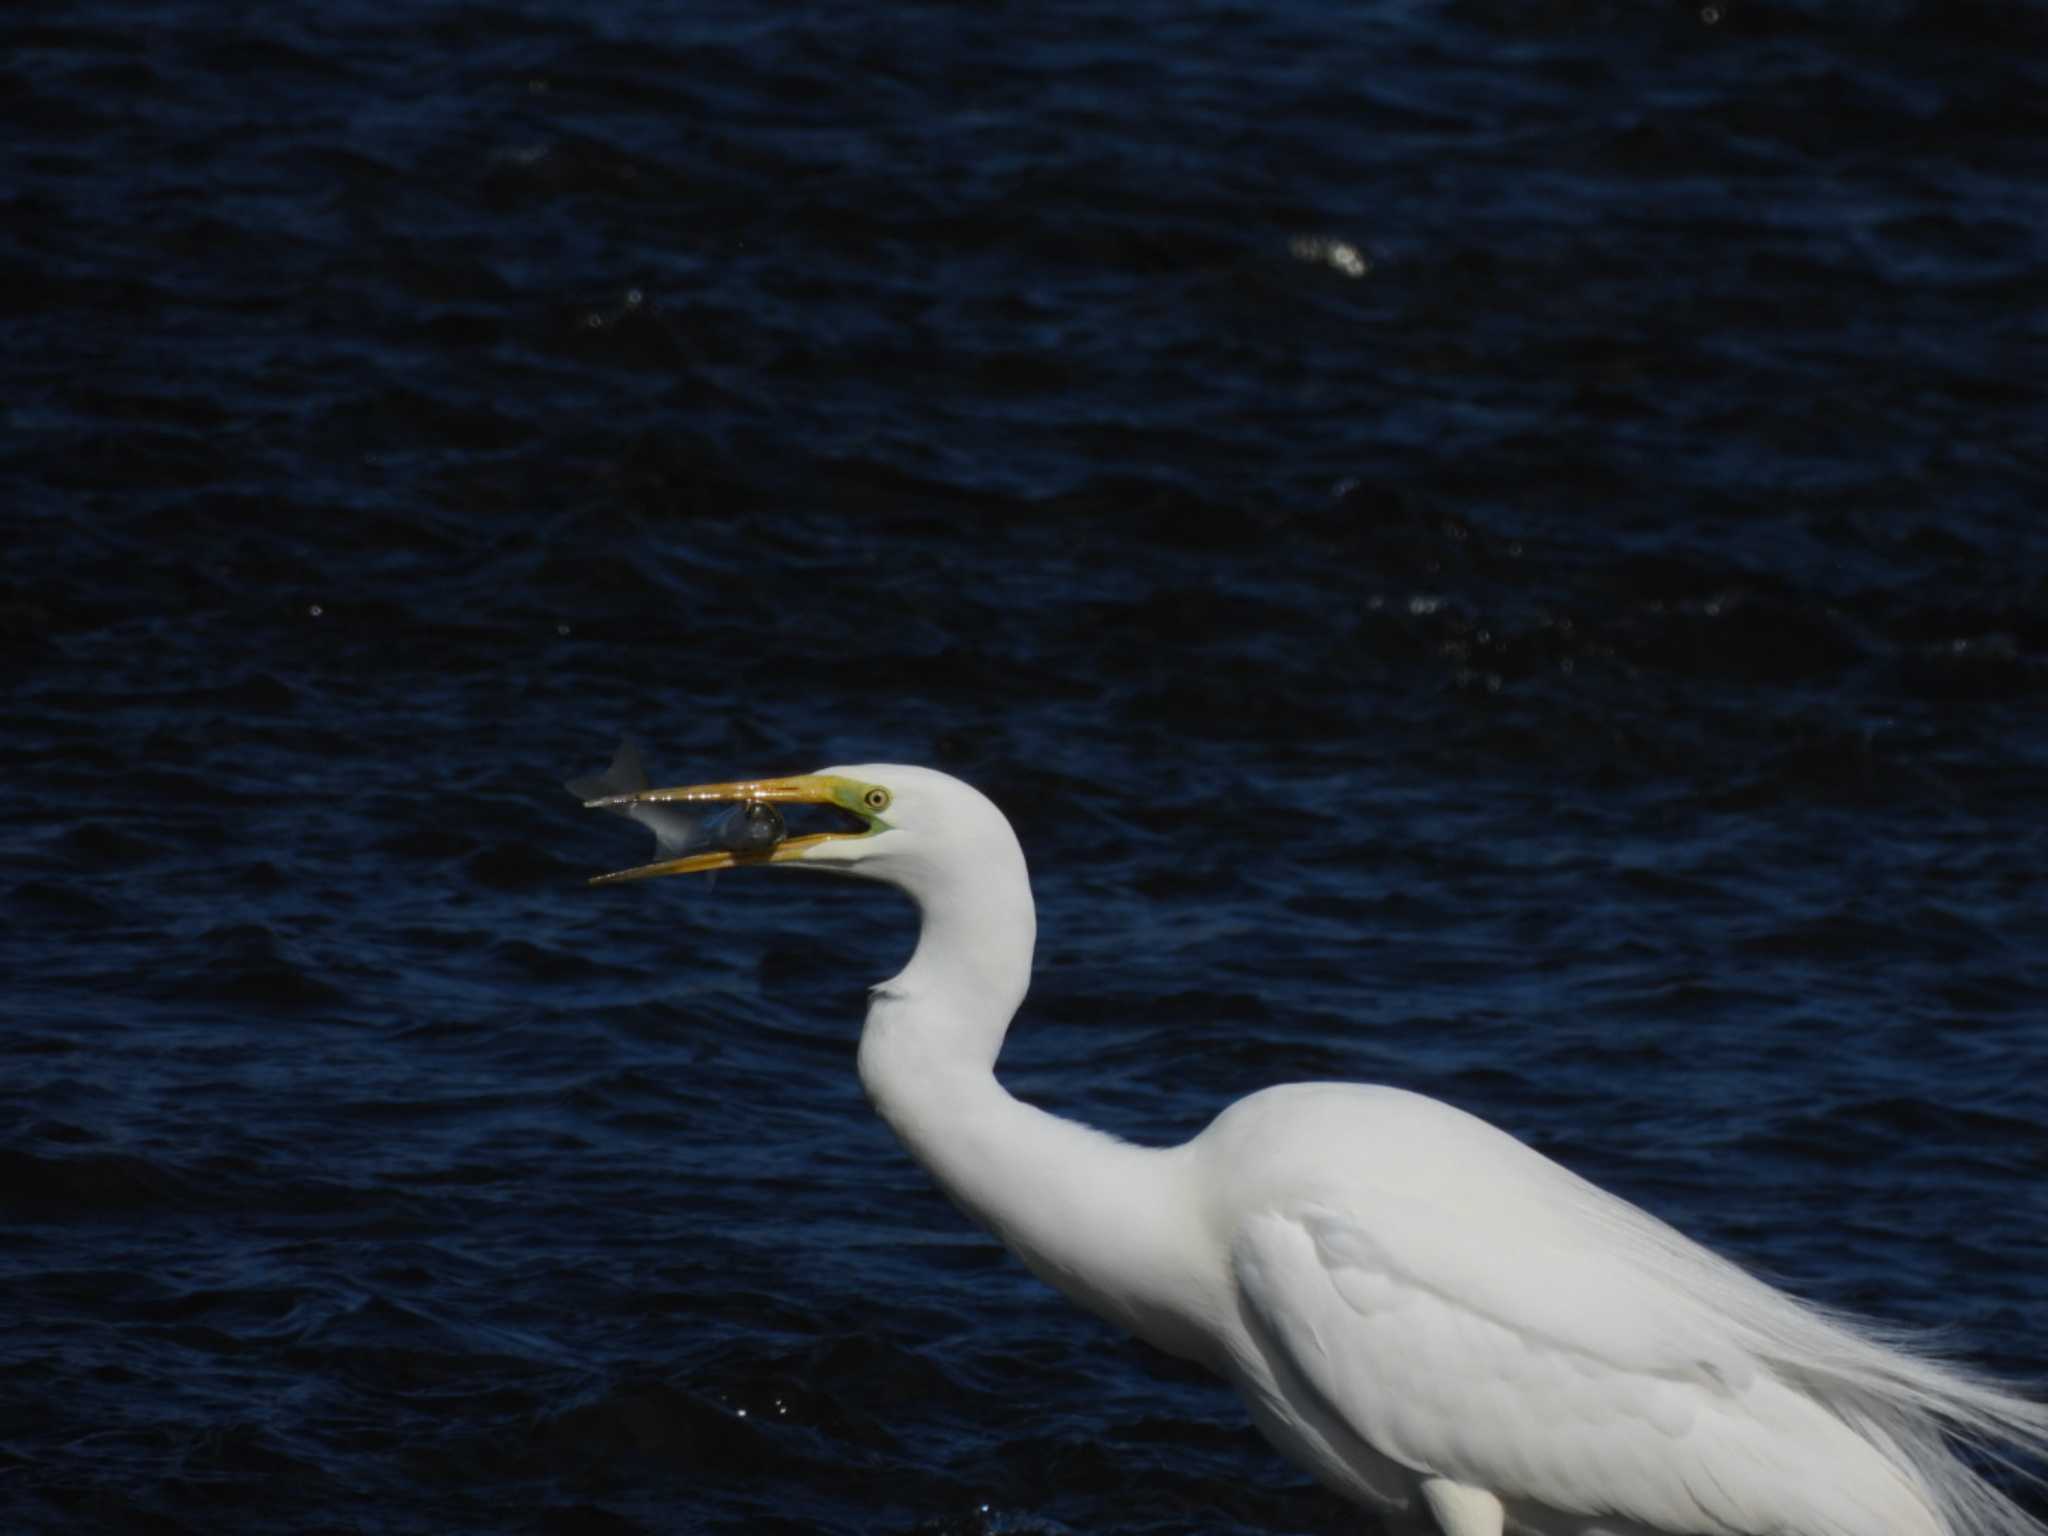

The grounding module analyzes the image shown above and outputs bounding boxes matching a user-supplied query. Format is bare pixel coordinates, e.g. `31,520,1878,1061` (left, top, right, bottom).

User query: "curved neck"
864,831,1037,1077
854,855,1218,1366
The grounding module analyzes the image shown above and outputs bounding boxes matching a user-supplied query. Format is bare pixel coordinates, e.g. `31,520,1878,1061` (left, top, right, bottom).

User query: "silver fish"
708,798,786,853
567,741,785,860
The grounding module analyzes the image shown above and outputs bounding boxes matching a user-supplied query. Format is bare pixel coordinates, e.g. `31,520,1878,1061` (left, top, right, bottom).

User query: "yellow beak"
581,772,889,886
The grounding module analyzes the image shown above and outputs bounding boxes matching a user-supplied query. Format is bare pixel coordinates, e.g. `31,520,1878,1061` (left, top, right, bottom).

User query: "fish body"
709,800,785,853
567,741,785,859
566,740,705,856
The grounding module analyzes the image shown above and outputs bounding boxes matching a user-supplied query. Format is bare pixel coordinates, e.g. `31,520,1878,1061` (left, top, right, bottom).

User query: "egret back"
1198,1082,2047,1536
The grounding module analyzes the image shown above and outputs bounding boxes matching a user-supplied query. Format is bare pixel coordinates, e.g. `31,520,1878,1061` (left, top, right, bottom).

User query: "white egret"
584,763,2047,1536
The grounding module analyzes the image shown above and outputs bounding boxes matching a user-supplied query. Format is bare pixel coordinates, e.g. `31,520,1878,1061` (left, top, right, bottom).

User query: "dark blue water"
5,1,2047,1531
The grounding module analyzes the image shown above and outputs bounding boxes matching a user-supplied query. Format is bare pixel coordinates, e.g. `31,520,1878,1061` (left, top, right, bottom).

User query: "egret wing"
1232,1191,1919,1536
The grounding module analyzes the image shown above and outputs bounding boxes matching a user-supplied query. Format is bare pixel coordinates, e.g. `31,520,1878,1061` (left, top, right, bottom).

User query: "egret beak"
581,773,890,886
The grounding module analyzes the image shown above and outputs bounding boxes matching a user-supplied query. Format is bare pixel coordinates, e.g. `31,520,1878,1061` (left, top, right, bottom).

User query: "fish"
566,740,785,861
710,799,786,854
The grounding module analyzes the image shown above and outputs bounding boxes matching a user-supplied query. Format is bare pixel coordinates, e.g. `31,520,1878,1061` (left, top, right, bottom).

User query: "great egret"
582,762,2047,1536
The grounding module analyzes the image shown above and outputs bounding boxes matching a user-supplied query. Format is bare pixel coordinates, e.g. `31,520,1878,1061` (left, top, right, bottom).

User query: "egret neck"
855,847,1219,1368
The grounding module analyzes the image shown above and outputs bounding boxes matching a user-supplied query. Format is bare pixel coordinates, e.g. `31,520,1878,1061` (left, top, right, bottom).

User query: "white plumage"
589,762,2048,1536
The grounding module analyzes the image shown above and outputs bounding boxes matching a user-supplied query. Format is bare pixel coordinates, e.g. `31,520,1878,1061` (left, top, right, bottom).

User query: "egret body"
584,763,2047,1536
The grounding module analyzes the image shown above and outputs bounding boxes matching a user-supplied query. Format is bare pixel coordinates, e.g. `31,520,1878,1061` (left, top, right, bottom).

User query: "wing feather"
1231,1188,1936,1536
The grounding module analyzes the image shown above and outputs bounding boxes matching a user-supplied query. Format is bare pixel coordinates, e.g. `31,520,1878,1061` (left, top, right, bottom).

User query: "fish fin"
569,740,704,857
565,739,649,804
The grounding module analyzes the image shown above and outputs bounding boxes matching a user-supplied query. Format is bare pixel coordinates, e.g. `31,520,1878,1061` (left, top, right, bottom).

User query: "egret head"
585,761,1036,1040
581,763,1014,890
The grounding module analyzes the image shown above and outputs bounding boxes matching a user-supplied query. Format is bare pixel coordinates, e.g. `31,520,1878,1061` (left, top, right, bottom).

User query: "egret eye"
863,787,890,812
